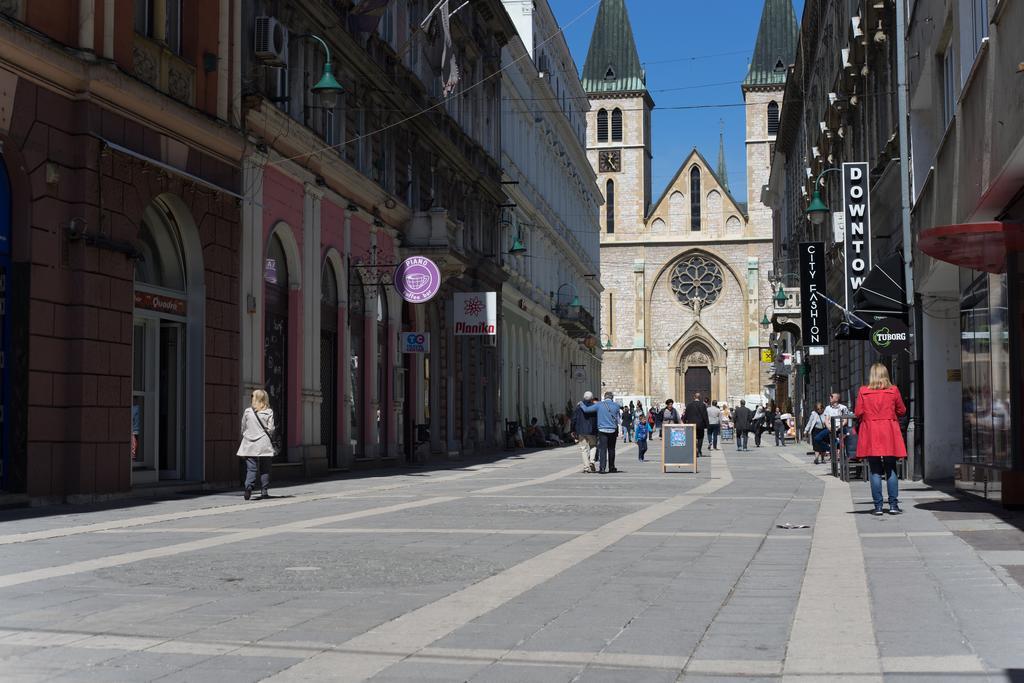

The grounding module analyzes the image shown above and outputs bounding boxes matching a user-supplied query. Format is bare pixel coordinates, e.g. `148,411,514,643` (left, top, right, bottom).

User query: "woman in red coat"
855,363,907,515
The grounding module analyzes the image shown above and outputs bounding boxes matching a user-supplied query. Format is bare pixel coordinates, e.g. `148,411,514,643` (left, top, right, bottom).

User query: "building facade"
0,0,528,502
587,0,787,406
764,0,911,437
909,0,1024,504
499,0,602,430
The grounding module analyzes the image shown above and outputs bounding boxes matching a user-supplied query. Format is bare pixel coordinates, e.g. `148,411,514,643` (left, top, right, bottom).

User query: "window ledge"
958,37,990,106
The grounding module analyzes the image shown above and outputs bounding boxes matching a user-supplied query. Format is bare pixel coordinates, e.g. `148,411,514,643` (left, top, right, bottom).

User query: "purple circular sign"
394,256,441,303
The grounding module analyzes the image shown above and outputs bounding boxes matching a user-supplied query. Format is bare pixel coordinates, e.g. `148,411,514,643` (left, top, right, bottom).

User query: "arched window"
690,166,701,231
767,101,780,135
611,108,623,141
605,179,615,233
597,109,608,142
264,232,290,461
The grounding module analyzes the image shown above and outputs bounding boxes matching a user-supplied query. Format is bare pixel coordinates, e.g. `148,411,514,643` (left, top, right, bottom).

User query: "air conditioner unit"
255,16,288,66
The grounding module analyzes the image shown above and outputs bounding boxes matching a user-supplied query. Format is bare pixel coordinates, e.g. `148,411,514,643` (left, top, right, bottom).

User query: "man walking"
571,391,599,473
684,392,710,457
822,391,851,454
734,399,753,451
706,400,722,450
581,391,622,473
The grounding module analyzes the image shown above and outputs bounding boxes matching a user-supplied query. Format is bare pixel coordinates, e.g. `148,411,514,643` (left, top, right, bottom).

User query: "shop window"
348,266,366,457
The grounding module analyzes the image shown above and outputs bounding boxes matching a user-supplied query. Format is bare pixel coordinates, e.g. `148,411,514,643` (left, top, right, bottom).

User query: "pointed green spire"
581,0,646,94
743,0,799,88
717,120,729,193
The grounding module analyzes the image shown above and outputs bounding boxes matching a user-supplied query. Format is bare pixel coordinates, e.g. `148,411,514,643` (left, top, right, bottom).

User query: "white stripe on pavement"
266,453,734,682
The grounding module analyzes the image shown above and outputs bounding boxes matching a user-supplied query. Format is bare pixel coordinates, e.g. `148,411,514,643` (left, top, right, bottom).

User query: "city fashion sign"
454,292,497,335
869,317,910,356
799,241,828,346
842,161,872,306
394,256,441,303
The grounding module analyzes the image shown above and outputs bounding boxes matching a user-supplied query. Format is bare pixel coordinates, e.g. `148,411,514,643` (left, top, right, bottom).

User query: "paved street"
2,442,1024,682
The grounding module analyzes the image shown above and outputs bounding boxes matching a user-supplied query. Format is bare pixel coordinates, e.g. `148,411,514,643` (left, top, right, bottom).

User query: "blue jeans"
707,424,720,449
867,457,900,508
736,430,748,449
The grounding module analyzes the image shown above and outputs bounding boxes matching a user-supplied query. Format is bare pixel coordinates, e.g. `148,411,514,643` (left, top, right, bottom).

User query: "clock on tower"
598,149,621,173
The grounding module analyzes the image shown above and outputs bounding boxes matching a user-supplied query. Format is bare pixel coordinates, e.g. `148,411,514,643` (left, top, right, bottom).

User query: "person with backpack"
237,389,277,500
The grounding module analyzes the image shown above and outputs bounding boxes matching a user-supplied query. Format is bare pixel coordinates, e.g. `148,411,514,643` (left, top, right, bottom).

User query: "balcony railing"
554,303,595,337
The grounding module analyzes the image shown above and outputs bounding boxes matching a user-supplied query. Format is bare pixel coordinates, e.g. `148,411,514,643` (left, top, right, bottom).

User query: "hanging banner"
869,317,910,356
842,161,872,306
394,256,442,303
799,241,828,347
454,292,497,335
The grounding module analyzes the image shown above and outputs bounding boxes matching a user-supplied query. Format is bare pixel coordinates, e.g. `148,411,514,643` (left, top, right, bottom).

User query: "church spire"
717,120,730,193
743,0,798,89
581,0,646,94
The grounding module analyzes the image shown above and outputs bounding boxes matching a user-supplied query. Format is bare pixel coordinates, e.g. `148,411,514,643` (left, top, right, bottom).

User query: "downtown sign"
842,161,872,306
799,242,828,347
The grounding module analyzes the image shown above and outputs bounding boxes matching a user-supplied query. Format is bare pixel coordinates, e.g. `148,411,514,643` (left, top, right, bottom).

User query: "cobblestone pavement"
2,441,1024,682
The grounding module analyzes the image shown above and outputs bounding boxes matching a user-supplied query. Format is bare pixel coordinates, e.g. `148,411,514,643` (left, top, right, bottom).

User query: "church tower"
742,0,798,238
582,0,653,242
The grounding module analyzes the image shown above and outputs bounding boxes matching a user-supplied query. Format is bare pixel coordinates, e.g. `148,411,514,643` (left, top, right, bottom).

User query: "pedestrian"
706,400,722,450
803,401,830,464
237,389,276,500
571,391,599,473
733,399,753,451
635,413,650,461
823,392,851,451
581,391,622,473
653,402,664,439
683,392,709,457
622,404,634,443
774,403,787,446
753,403,766,447
661,398,681,425
855,363,908,515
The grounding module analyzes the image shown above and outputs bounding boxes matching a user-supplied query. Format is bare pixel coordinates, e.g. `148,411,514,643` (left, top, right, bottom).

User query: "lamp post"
297,34,345,108
805,167,842,225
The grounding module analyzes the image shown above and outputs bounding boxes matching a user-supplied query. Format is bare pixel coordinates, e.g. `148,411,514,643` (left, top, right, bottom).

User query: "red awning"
918,222,1024,274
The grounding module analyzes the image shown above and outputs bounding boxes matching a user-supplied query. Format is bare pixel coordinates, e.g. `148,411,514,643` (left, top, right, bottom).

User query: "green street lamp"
305,35,345,108
774,285,787,306
509,237,527,255
570,295,581,307
761,313,772,329
805,166,843,225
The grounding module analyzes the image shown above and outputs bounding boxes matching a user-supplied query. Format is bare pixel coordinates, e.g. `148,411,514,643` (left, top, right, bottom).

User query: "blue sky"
550,0,804,205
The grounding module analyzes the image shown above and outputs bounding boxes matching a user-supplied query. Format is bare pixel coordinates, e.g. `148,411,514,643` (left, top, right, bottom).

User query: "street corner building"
587,0,794,404
0,0,534,502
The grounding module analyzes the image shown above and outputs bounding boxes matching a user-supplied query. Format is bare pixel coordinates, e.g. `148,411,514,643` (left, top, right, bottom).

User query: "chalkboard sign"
662,424,698,473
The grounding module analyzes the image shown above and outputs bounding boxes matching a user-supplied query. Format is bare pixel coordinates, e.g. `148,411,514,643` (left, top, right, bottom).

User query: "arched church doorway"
685,366,711,402
132,196,202,483
678,344,714,403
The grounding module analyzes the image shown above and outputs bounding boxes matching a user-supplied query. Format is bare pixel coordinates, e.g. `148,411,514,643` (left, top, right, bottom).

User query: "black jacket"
660,406,681,424
734,405,754,432
684,401,709,429
571,401,598,437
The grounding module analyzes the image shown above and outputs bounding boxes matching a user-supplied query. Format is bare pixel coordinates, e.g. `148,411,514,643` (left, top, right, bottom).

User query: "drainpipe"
895,0,919,478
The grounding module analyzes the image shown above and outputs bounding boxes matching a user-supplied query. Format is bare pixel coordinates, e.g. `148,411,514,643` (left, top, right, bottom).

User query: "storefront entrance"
132,316,186,482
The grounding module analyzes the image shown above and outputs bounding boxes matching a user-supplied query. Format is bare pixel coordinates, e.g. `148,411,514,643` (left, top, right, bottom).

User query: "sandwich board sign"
662,423,698,473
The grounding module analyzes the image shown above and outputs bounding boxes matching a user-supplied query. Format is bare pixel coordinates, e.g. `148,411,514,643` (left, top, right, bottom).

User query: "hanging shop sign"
401,332,430,354
134,291,187,316
842,161,872,306
394,256,441,303
799,241,828,347
760,349,774,363
869,317,910,356
454,292,497,335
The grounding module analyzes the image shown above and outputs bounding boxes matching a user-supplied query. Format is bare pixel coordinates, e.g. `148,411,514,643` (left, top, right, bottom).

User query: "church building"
585,0,798,404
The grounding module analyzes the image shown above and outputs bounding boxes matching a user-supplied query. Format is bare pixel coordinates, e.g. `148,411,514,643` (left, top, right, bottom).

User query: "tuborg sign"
842,161,873,307
799,242,828,347
869,317,910,356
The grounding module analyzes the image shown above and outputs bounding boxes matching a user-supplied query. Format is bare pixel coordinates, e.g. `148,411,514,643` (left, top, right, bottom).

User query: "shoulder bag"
251,408,281,456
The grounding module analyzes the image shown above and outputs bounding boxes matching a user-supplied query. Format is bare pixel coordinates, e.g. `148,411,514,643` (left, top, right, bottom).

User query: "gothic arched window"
605,179,615,234
597,109,608,142
690,166,701,231
767,101,780,135
611,108,623,142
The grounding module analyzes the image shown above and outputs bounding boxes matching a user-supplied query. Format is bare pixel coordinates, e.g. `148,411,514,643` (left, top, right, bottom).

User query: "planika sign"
842,162,872,306
799,242,828,346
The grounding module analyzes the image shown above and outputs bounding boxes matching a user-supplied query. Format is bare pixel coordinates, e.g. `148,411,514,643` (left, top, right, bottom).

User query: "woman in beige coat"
238,389,276,500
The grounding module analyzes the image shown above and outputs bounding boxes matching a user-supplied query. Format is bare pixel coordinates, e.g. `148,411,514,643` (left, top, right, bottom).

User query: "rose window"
671,256,724,309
